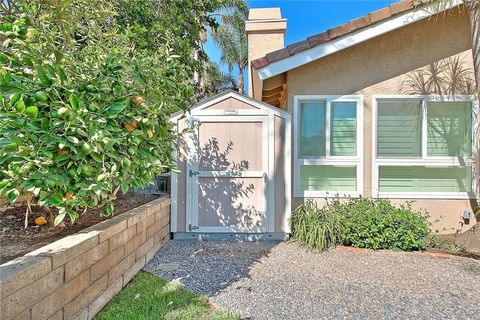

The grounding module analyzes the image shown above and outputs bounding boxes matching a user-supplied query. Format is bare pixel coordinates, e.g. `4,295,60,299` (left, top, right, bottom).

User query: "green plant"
334,198,431,251
427,235,466,253
290,198,431,252
0,0,215,225
290,200,343,251
210,0,249,94
95,271,236,320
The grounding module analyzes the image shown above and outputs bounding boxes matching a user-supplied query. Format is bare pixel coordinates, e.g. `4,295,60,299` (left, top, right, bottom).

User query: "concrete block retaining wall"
0,197,171,320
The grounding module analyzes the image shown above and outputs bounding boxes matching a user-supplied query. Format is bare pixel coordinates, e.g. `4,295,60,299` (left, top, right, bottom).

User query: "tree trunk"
238,66,244,94
465,0,480,218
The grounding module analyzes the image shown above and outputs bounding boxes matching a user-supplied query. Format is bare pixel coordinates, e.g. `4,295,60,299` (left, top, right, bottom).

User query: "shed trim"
169,90,292,121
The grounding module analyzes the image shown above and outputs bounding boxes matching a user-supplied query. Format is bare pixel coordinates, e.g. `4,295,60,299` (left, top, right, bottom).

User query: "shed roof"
169,90,292,120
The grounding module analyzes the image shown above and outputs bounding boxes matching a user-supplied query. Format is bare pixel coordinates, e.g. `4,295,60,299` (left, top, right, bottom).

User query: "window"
427,101,472,157
331,102,357,156
294,96,363,197
373,96,476,198
377,100,422,157
299,101,326,157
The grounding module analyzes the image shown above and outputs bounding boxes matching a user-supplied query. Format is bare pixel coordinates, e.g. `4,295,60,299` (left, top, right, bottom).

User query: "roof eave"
256,0,463,81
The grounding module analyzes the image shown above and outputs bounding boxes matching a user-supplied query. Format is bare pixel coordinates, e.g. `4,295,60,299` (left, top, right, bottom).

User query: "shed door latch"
188,224,199,231
189,169,199,177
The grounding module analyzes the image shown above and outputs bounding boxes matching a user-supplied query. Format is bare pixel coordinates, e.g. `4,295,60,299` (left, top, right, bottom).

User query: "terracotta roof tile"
327,22,351,39
266,47,290,63
369,7,392,23
250,0,425,70
251,56,269,69
348,15,371,32
390,0,414,15
307,32,330,47
287,40,310,55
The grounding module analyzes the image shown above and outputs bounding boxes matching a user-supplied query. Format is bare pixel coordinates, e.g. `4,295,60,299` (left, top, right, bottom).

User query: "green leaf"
54,212,66,226
91,153,103,162
10,92,21,106
36,67,51,87
66,136,80,144
5,188,20,202
69,94,80,110
106,99,129,116
121,182,129,194
53,50,63,63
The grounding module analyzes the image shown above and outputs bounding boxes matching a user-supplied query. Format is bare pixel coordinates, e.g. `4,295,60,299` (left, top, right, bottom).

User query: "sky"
205,0,398,91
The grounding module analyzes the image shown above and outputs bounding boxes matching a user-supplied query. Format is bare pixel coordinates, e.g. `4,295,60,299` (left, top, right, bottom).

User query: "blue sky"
205,0,397,90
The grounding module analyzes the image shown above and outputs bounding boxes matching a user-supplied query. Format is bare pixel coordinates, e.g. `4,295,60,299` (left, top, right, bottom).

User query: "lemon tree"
0,0,214,225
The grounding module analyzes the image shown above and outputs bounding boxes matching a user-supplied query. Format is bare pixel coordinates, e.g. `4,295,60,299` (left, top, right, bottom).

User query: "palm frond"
209,0,248,93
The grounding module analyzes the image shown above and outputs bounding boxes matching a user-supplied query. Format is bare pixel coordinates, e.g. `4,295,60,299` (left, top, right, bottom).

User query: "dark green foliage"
113,0,243,98
336,198,431,251
210,0,248,94
290,200,343,251
290,198,431,251
0,0,218,224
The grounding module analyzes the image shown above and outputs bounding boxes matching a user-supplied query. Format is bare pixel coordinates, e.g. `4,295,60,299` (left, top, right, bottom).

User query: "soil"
447,224,480,258
0,193,160,264
431,224,480,260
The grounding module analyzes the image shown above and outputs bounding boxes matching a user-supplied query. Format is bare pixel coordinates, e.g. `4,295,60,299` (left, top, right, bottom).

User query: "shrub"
290,200,343,251
290,198,431,251
336,198,431,251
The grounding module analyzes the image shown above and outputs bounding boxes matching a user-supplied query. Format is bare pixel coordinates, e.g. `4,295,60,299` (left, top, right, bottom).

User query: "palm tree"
463,0,480,86
210,1,249,94
417,0,480,217
455,0,480,217
201,61,238,96
417,0,478,83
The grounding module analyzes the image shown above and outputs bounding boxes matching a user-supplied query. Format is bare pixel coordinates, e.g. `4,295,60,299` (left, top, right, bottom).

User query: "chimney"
245,8,287,98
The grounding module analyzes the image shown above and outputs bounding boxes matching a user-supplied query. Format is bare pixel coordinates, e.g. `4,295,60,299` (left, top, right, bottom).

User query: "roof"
251,0,462,78
169,90,292,120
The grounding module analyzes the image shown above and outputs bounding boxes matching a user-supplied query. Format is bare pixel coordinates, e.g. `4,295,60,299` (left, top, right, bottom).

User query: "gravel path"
145,240,480,320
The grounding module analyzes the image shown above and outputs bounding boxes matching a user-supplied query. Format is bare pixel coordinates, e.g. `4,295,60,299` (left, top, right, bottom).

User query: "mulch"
0,193,159,264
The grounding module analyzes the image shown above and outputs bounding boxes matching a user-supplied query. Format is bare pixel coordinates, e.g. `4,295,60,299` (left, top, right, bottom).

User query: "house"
170,0,478,239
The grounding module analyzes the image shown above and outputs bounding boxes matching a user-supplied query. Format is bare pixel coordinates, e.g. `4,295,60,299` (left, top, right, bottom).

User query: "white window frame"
372,95,478,199
294,95,364,197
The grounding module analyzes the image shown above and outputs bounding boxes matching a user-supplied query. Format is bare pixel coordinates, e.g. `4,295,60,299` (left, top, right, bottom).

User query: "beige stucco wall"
248,32,285,99
246,8,286,99
286,9,477,234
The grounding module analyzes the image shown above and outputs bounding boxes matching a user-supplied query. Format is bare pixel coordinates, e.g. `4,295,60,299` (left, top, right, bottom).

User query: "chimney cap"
248,8,282,20
245,7,287,33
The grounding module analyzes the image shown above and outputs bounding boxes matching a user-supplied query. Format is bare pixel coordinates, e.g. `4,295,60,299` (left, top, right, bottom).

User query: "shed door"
186,116,269,233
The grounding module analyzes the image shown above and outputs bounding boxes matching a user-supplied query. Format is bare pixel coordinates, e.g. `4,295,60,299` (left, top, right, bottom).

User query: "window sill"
373,192,475,200
294,191,363,198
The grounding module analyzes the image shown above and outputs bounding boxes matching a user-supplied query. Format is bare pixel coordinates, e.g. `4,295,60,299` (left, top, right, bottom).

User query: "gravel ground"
145,240,480,320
